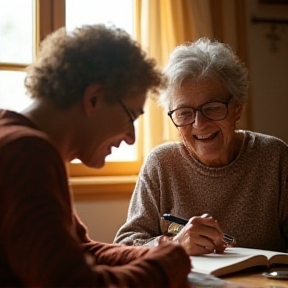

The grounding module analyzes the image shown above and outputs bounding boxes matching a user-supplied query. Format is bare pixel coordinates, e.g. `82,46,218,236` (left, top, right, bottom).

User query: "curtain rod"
251,16,288,25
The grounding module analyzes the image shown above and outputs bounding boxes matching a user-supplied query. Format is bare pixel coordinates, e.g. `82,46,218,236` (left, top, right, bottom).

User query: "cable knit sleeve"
113,147,166,246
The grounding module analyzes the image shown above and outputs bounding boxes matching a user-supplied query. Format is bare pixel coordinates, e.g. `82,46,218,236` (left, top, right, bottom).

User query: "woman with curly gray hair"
0,24,191,287
115,37,288,256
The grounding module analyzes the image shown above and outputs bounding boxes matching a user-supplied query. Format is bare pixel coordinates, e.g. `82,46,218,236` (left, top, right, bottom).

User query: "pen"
162,214,236,246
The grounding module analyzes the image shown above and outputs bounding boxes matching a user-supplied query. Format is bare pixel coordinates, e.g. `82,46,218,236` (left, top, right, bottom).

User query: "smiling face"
75,84,146,168
173,77,243,167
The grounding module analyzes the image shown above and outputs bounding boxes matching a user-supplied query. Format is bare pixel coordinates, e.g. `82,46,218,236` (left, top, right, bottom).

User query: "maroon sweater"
0,110,191,288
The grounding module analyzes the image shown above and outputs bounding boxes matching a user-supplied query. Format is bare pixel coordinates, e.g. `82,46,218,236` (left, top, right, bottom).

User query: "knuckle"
189,216,201,224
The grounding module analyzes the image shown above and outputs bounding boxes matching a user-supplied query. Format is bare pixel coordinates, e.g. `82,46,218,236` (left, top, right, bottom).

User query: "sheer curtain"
134,0,214,158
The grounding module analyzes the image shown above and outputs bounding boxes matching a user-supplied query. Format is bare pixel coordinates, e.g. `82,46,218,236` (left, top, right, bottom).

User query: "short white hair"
158,37,249,111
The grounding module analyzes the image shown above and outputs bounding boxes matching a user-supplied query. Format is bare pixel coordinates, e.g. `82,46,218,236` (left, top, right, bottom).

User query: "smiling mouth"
194,131,219,140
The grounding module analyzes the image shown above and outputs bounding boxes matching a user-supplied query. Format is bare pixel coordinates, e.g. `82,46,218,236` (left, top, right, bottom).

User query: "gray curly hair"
158,37,249,111
25,24,165,108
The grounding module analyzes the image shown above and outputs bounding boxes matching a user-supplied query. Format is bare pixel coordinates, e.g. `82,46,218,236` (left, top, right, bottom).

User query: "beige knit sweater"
114,130,288,252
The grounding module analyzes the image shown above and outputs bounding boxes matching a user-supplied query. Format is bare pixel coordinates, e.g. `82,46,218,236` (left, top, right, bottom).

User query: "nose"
192,110,208,128
123,125,136,145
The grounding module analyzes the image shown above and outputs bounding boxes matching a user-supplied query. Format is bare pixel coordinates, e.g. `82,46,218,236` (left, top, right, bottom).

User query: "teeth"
196,133,214,140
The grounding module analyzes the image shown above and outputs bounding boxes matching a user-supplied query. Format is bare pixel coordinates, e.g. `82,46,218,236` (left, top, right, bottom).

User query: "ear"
235,103,244,122
82,83,104,116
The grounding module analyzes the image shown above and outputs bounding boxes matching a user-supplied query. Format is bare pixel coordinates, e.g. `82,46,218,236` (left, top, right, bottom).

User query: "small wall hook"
265,24,281,51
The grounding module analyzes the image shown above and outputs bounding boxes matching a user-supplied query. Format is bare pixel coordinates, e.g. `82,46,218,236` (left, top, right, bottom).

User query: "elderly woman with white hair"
114,37,288,255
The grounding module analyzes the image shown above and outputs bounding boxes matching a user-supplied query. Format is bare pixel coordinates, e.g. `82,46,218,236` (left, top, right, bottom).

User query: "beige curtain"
135,0,214,159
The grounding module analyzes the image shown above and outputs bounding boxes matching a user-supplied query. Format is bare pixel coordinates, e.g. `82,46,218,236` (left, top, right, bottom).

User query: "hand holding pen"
162,213,236,256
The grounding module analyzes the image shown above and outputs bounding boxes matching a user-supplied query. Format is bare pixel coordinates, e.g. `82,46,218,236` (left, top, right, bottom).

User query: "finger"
194,234,225,254
215,244,226,253
214,220,224,236
176,233,215,255
179,229,216,251
197,215,225,240
200,213,211,219
190,216,220,231
175,225,226,255
188,217,224,246
198,245,215,254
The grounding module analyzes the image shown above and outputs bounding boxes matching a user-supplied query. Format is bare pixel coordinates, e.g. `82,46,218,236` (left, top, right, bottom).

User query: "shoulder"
243,130,288,162
150,141,182,154
0,113,62,168
0,126,67,192
142,142,183,173
146,142,183,162
1,127,56,156
0,110,57,152
245,130,288,150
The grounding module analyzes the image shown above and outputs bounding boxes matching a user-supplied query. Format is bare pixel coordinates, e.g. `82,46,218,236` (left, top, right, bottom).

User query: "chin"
91,160,105,169
80,157,105,169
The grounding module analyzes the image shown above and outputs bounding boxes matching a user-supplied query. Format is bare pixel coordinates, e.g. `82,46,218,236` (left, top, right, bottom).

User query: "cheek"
179,126,193,140
95,119,125,139
219,121,236,144
95,123,129,150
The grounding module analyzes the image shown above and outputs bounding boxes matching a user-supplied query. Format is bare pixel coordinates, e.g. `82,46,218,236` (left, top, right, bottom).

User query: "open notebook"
190,247,288,277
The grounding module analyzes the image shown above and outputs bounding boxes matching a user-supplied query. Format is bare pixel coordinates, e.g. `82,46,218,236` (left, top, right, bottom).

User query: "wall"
74,199,130,243
245,0,288,142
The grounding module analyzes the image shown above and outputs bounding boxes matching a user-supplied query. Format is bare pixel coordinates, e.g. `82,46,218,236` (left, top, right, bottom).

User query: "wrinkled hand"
172,213,226,256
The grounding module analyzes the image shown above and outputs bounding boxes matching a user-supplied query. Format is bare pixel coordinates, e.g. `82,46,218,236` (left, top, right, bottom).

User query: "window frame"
1,0,143,179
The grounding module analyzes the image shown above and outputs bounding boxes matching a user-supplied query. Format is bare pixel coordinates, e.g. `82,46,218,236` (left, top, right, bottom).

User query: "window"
0,0,34,112
0,0,143,180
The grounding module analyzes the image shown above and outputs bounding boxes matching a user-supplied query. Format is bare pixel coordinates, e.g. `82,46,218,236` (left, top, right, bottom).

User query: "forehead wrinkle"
179,78,228,97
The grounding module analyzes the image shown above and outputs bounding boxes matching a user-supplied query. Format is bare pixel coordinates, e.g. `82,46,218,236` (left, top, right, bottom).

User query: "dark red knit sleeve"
0,136,191,288
74,212,153,265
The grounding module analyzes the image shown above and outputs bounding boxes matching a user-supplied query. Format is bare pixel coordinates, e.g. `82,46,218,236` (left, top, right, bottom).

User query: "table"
221,267,288,287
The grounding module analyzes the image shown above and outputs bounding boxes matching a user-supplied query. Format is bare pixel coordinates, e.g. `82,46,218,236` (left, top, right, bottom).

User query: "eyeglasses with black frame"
168,96,232,127
118,98,136,124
